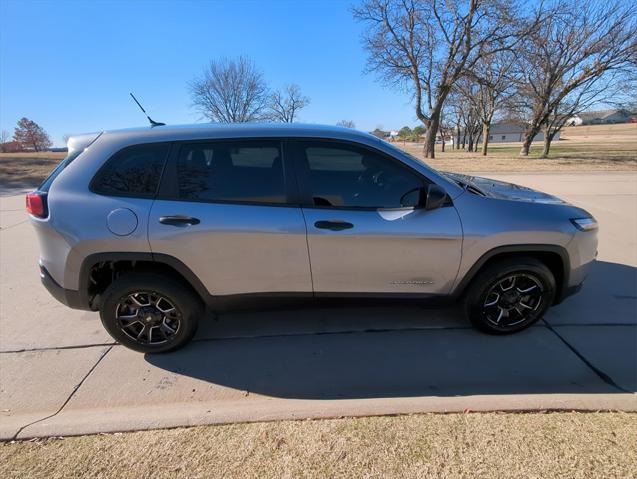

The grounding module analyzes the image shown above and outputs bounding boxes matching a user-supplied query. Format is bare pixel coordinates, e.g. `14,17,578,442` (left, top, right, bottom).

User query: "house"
569,109,634,125
0,140,23,153
476,122,558,143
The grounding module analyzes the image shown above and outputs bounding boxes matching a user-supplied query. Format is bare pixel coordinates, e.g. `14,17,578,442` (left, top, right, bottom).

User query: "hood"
442,172,568,205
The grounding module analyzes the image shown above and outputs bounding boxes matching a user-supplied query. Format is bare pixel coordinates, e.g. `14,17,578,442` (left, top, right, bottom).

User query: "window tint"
176,140,286,204
92,143,169,197
300,142,424,208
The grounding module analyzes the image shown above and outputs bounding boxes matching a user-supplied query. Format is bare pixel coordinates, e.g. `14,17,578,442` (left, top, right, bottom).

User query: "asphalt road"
1,172,635,439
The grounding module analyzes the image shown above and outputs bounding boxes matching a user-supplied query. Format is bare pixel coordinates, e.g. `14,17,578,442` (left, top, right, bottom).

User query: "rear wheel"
464,258,555,334
100,274,202,353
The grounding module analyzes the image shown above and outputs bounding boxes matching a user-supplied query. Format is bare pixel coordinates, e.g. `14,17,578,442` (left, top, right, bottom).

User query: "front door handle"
314,220,354,231
159,215,200,226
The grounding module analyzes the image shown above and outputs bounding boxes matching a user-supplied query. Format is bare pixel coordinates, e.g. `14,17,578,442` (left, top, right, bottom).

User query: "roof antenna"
129,93,165,127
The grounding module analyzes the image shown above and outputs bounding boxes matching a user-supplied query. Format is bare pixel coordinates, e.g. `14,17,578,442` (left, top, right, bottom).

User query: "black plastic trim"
40,265,87,310
207,291,448,312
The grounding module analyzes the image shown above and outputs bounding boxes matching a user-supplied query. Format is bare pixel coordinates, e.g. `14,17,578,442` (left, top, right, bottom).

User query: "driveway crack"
542,320,629,393
11,345,113,440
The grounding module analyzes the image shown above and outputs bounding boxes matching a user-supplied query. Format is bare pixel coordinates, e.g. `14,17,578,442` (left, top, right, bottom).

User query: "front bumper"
40,264,86,310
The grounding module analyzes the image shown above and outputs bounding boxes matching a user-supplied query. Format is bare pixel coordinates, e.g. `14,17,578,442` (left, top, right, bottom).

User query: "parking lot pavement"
1,172,635,439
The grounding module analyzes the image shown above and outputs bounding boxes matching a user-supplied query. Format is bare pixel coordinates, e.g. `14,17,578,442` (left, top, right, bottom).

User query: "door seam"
300,207,316,295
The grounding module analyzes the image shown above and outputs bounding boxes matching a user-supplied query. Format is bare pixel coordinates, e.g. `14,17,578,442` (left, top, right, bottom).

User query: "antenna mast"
130,93,165,127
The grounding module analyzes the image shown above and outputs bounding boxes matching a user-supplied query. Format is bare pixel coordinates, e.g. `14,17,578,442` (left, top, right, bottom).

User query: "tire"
464,257,556,335
100,274,203,353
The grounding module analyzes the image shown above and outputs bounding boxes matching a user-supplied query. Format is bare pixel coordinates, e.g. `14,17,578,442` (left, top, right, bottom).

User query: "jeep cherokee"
27,124,598,353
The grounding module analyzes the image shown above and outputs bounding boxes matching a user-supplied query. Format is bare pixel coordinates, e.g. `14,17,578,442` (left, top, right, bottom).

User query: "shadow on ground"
145,261,636,400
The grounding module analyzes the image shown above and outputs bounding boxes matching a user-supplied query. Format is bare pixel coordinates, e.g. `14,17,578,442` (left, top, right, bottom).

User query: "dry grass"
1,412,636,479
0,152,65,190
397,123,637,173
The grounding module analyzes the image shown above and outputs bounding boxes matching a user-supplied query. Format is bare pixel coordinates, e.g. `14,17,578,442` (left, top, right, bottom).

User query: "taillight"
26,192,47,218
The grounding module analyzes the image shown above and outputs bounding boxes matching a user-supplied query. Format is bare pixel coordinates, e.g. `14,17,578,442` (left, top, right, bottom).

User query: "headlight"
571,218,598,231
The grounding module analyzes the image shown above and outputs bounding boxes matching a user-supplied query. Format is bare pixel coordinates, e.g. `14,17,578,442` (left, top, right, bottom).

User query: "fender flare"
78,252,210,309
451,244,570,301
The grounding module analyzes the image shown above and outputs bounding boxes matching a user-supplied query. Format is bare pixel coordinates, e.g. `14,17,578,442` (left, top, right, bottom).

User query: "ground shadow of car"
145,260,636,399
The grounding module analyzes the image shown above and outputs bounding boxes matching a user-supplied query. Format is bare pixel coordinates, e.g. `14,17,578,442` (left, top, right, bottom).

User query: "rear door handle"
314,220,354,231
159,215,200,226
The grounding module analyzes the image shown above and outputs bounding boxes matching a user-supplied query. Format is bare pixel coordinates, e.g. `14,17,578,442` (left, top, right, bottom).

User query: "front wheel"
464,258,556,334
100,274,202,353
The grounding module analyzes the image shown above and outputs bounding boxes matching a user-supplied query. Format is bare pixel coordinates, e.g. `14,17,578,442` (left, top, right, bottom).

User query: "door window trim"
285,138,434,211
156,138,300,208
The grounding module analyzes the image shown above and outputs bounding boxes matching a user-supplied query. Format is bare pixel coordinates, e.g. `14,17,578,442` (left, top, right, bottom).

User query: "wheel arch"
453,245,570,305
78,252,209,311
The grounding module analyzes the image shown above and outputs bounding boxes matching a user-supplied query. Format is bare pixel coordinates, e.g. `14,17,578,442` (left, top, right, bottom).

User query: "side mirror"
422,184,447,211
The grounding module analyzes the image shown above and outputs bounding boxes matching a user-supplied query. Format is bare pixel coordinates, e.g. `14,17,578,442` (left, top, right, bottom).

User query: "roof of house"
486,122,525,134
576,109,633,120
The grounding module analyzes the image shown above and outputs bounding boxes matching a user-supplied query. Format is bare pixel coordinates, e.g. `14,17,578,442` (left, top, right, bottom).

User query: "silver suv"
27,124,598,353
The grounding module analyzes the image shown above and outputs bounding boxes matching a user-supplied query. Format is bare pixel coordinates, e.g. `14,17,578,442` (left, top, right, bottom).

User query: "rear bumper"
40,264,88,310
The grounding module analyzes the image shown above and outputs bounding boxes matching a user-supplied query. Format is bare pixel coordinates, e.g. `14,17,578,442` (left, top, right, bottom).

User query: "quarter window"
91,143,169,197
298,142,424,208
176,140,286,204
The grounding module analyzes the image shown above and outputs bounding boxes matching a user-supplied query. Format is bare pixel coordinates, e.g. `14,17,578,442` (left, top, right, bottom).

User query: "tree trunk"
481,122,490,156
455,124,460,150
423,126,436,158
541,130,555,158
423,113,440,159
520,125,541,156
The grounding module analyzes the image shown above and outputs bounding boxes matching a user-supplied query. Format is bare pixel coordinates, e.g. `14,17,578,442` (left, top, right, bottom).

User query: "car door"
148,139,312,297
289,139,463,295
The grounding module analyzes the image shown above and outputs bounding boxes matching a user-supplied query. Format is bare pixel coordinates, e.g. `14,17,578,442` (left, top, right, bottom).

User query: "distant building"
568,109,635,125
0,141,23,153
476,122,557,143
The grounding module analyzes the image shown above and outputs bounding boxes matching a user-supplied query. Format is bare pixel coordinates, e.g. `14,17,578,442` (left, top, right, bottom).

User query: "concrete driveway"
1,172,635,439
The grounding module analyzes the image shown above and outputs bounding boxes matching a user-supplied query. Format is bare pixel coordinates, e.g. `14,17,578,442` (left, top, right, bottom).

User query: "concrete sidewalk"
1,172,636,440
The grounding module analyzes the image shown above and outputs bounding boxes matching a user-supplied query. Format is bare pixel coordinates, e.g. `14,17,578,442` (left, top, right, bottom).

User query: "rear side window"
176,140,286,204
91,143,169,197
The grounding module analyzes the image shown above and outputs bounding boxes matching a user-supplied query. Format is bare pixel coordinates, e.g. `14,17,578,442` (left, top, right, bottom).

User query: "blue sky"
0,0,416,146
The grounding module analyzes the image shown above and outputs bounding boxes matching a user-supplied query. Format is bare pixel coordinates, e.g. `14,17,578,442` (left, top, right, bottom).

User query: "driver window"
302,142,424,208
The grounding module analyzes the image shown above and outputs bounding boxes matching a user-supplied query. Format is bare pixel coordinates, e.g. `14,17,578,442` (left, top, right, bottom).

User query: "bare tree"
515,0,637,156
541,71,633,156
190,56,269,123
62,134,71,144
13,117,52,152
465,52,516,155
337,120,356,128
353,0,528,158
268,84,310,122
